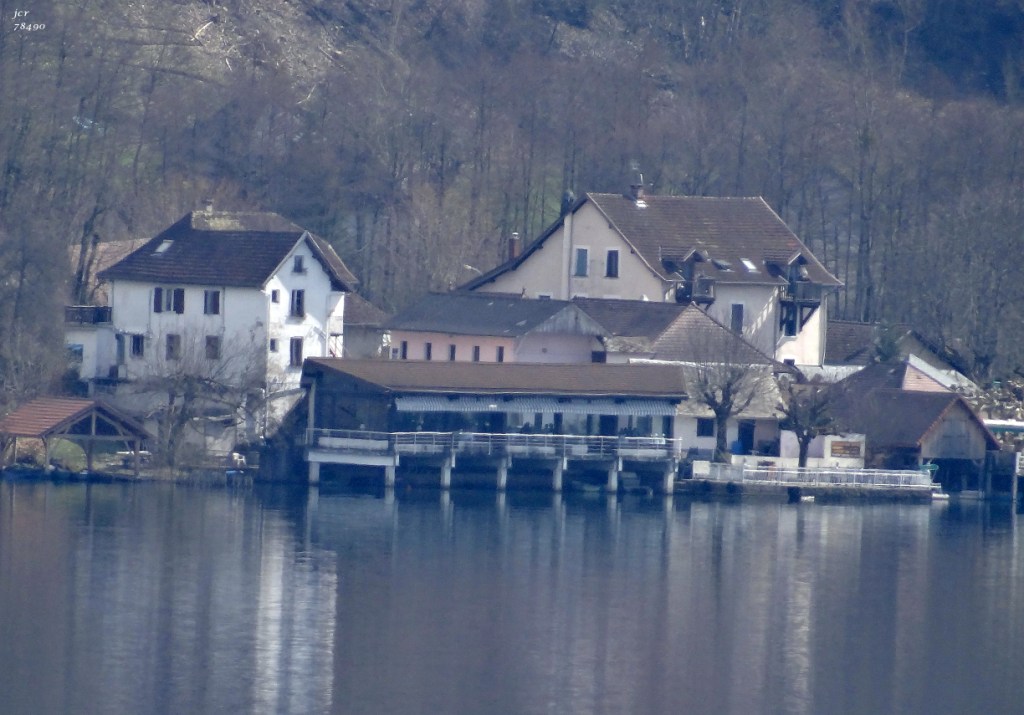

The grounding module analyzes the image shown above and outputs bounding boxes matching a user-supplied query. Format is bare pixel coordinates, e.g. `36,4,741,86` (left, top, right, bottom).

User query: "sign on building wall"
830,441,863,458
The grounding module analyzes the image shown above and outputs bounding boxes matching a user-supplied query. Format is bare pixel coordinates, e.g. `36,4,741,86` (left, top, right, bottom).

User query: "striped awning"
394,395,678,416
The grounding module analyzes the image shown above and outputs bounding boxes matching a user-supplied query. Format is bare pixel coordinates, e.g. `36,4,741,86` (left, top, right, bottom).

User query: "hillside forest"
3,0,1024,407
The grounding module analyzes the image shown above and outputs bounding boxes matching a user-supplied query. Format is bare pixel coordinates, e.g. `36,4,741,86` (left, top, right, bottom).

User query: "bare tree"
125,327,267,468
777,376,835,468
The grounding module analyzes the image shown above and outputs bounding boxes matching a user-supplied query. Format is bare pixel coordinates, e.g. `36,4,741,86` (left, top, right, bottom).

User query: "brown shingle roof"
572,298,687,339
387,292,606,337
304,359,688,399
345,293,390,327
831,388,997,450
833,360,946,394
99,210,357,290
824,320,878,365
648,305,779,366
464,193,840,290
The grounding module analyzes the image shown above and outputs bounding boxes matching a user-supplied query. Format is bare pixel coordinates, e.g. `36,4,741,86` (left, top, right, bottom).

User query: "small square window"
271,289,280,303
269,338,278,353
293,255,305,273
697,418,715,437
130,334,145,358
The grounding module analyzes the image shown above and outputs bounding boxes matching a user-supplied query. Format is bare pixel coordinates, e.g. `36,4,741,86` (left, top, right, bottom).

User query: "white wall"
264,239,345,387
777,294,827,367
484,203,665,301
705,283,777,357
65,324,116,380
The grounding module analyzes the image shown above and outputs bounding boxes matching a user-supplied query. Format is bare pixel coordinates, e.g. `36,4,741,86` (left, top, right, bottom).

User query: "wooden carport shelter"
0,398,150,477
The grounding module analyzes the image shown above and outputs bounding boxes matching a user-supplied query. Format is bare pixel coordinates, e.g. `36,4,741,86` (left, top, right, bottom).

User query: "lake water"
1,480,1023,715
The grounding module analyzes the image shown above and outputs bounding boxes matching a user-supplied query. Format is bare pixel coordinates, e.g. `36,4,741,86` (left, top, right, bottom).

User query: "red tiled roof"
0,398,147,439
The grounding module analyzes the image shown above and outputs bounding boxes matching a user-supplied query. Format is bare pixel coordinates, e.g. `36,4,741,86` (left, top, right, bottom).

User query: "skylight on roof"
741,258,758,273
711,258,733,271
154,240,173,254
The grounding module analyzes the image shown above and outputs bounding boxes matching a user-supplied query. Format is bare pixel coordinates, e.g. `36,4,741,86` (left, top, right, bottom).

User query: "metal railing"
706,463,934,489
307,429,679,460
65,305,112,324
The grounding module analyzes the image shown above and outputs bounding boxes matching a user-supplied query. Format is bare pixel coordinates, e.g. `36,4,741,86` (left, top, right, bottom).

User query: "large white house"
66,208,357,451
463,188,842,366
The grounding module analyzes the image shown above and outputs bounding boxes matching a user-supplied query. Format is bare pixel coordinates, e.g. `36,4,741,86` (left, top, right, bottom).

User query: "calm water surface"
1,481,1022,715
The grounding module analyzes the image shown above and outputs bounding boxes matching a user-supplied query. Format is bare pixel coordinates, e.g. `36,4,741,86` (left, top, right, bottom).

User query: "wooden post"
308,460,321,485
384,463,396,488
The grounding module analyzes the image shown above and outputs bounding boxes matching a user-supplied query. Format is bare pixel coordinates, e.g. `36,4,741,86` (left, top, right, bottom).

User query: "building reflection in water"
2,481,1023,715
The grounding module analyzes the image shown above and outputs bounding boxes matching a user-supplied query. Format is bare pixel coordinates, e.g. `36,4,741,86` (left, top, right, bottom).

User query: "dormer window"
293,255,305,274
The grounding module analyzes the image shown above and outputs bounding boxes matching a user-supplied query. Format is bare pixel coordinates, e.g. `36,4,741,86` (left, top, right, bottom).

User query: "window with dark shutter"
289,337,303,367
153,287,164,313
172,288,185,314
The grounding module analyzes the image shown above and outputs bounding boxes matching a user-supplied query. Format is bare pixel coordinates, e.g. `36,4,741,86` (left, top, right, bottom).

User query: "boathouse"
301,359,689,492
0,398,150,477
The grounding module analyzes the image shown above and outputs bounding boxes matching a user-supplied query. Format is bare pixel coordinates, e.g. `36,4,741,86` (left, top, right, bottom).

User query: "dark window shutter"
153,287,163,313
173,288,185,314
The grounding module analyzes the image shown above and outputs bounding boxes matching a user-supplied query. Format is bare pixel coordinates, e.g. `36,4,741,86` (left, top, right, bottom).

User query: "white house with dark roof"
68,208,358,447
463,189,842,366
